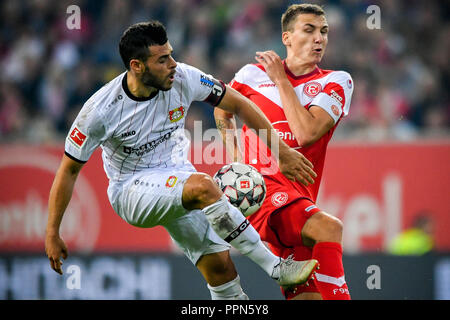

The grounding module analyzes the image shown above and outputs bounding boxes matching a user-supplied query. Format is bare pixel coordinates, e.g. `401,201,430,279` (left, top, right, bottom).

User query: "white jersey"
65,63,226,183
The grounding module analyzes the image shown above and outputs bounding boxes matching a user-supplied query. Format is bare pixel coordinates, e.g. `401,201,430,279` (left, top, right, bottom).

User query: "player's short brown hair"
281,3,325,32
119,20,168,70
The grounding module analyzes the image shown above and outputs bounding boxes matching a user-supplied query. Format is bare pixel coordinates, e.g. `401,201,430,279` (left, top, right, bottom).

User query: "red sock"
312,242,351,300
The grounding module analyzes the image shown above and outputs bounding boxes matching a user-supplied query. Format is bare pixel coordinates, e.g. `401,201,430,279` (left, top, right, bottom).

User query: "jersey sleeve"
229,64,254,98
310,71,354,123
65,101,107,163
180,63,226,106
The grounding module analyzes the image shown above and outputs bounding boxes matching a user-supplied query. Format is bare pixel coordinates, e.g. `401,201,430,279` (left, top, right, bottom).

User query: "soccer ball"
213,162,266,217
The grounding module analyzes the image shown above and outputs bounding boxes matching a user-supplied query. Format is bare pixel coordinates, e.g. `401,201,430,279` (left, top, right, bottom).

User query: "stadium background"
0,0,449,300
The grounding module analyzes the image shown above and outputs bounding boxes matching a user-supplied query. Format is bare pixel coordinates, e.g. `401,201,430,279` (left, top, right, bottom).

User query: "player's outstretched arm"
216,86,316,186
45,154,84,275
214,107,243,163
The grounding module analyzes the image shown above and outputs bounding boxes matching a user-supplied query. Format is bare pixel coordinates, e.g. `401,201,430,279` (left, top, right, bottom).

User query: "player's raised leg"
182,172,318,286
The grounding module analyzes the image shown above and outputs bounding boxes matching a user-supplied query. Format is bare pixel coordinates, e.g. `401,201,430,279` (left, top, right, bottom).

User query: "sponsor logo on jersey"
303,81,322,97
275,129,296,141
347,79,353,89
201,75,224,102
271,192,288,207
123,126,178,156
200,74,215,88
331,105,340,116
69,127,87,148
169,106,185,122
165,175,178,188
330,89,343,106
107,94,123,109
258,83,276,88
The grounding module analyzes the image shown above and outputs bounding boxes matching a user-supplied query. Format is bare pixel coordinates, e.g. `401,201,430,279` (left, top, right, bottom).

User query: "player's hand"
255,51,287,85
278,147,317,186
45,234,68,275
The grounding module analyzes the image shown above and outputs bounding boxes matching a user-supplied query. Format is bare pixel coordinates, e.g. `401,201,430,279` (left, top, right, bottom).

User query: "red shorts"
248,186,322,299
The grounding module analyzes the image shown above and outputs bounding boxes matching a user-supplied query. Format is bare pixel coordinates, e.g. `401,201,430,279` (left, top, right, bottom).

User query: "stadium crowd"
0,0,448,143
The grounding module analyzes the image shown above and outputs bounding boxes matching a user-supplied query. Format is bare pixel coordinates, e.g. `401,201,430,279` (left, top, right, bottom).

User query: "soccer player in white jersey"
45,20,319,300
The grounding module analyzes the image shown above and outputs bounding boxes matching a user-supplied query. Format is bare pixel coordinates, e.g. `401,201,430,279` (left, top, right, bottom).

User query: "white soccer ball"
213,162,266,217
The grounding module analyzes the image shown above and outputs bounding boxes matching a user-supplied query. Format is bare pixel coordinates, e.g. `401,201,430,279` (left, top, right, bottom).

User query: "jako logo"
121,130,136,138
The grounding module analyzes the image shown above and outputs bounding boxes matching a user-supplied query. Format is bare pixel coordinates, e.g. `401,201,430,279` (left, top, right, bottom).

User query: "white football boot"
272,254,319,288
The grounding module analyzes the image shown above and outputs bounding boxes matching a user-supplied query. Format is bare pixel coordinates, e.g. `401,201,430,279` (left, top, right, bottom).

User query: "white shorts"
108,165,230,265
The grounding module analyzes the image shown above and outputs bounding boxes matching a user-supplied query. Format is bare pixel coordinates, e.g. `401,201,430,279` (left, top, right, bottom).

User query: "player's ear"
129,59,145,74
282,31,291,47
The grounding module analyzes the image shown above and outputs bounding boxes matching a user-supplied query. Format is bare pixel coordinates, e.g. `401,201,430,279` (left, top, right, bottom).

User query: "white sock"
203,195,280,277
207,275,249,300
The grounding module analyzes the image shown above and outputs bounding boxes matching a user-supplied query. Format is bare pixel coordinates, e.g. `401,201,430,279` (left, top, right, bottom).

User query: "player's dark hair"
281,3,325,32
119,20,168,70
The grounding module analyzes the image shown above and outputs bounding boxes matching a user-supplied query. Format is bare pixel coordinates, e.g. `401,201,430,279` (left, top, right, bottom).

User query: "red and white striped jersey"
231,62,354,201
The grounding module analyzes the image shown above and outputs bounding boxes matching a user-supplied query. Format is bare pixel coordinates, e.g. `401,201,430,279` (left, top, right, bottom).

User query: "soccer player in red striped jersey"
215,4,353,300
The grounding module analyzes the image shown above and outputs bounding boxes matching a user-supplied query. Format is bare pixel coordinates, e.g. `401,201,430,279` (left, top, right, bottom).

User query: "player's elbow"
215,86,242,115
214,107,233,121
296,131,319,148
61,154,84,178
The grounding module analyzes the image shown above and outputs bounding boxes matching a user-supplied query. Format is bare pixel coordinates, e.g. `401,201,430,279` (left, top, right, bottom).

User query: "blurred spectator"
0,0,448,143
389,213,434,256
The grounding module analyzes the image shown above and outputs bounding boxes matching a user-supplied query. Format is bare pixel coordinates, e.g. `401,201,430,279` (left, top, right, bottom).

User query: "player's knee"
207,254,234,276
320,215,343,243
182,173,222,209
303,212,343,243
327,215,343,238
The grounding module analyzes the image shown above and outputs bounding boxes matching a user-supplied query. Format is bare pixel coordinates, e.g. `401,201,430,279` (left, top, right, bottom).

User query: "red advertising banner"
0,142,449,253
318,142,450,253
0,145,171,253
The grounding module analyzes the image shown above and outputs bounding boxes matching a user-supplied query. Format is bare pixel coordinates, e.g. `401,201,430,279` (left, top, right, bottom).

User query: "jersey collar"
122,72,159,101
282,60,321,81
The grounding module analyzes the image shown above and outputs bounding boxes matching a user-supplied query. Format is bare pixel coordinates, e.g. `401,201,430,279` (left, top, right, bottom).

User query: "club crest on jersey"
271,192,288,207
303,81,322,98
69,126,87,148
169,106,185,122
165,175,178,188
331,105,340,116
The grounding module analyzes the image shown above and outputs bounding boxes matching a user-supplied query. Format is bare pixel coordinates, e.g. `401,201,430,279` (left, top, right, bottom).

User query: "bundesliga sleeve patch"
68,126,87,148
